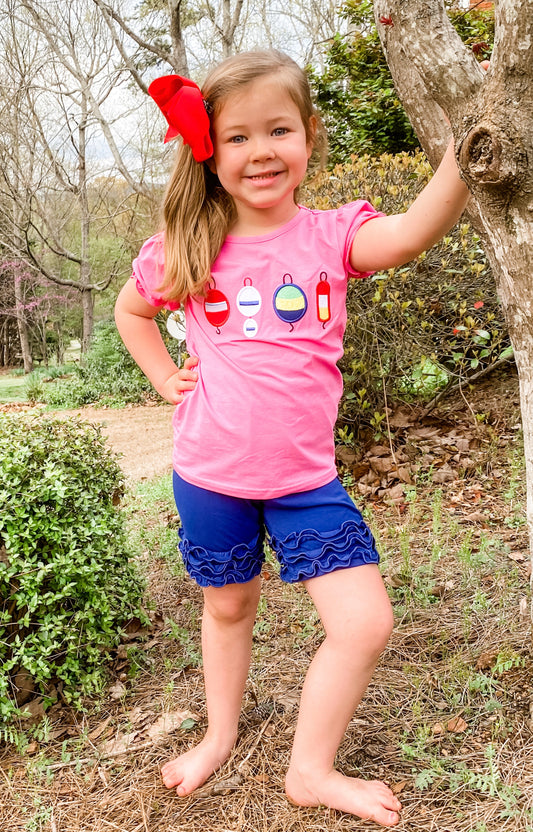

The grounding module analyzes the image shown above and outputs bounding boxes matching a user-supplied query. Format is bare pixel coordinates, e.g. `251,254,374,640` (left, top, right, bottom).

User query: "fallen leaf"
88,715,113,741
381,483,405,503
147,710,199,742
508,551,526,562
397,466,414,484
432,466,456,484
464,511,488,525
455,437,471,453
99,732,138,756
390,779,409,794
21,699,45,721
369,456,394,475
432,723,445,735
335,446,358,466
367,444,391,457
352,462,371,479
408,427,440,440
447,716,467,733
109,681,127,700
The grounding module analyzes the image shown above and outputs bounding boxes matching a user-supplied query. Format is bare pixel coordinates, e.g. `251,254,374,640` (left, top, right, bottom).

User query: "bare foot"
161,735,235,796
285,766,402,827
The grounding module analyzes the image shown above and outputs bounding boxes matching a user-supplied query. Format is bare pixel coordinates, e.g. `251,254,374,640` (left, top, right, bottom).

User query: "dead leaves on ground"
336,406,494,510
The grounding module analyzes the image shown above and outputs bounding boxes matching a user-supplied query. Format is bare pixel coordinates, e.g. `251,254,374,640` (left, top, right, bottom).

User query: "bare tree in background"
90,0,345,83
0,0,154,354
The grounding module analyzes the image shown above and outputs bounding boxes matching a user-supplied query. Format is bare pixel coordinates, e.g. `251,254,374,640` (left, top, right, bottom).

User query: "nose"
249,135,275,162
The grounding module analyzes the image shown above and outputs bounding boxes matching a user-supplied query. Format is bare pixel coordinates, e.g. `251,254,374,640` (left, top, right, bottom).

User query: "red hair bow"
148,75,213,162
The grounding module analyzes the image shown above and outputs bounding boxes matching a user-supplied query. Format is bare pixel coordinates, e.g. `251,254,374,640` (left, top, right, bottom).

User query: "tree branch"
91,0,174,69
95,0,149,94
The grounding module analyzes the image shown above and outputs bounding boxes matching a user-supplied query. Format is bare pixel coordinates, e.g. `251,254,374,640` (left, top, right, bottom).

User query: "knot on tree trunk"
458,123,525,189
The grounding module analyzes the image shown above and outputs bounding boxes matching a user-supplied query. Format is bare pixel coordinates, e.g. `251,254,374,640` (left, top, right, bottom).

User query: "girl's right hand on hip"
159,356,199,404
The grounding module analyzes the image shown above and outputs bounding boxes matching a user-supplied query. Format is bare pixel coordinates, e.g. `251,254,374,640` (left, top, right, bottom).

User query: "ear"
307,115,318,158
206,156,217,175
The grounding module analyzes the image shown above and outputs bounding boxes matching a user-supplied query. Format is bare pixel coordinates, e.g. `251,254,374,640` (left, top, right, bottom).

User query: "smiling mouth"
247,172,281,180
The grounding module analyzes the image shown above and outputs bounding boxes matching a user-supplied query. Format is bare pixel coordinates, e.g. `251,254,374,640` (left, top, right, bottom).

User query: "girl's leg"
162,576,261,795
285,564,401,827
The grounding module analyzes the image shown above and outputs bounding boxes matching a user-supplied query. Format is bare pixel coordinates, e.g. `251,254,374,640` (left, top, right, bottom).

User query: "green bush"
0,415,146,732
300,152,510,437
42,319,183,408
311,0,494,162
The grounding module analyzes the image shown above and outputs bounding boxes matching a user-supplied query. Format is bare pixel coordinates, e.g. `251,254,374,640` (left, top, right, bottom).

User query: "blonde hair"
159,49,323,304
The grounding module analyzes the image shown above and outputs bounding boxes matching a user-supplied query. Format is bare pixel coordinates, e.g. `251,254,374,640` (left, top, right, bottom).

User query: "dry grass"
2,374,532,832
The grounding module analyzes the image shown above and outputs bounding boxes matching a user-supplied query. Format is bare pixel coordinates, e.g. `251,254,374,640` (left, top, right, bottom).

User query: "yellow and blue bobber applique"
316,271,331,328
204,280,230,334
236,277,262,338
273,273,308,332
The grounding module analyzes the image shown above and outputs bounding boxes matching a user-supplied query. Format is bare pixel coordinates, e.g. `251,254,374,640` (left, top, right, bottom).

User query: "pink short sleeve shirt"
132,201,381,498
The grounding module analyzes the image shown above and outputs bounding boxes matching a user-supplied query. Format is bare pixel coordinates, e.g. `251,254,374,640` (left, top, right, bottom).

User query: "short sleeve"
335,201,385,279
131,232,181,311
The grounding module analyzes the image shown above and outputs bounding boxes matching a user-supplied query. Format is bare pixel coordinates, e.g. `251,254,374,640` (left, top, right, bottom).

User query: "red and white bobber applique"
204,280,230,333
316,271,331,327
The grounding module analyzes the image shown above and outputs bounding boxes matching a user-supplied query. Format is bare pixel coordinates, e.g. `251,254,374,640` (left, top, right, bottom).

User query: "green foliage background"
311,0,494,163
38,320,182,409
300,152,509,438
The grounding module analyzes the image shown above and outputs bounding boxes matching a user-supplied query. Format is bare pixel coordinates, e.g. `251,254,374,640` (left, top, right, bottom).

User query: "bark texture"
373,0,533,580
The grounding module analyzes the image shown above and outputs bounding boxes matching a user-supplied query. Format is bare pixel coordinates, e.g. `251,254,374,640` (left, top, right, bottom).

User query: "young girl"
115,49,470,827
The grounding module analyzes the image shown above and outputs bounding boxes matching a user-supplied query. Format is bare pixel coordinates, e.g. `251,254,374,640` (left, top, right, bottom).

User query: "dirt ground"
65,404,175,482
2,371,533,832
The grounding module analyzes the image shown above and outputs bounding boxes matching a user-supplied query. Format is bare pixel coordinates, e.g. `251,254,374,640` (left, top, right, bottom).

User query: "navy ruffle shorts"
173,472,380,588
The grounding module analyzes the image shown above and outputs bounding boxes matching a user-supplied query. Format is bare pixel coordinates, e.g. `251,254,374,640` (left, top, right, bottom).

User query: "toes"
161,766,184,790
370,808,400,827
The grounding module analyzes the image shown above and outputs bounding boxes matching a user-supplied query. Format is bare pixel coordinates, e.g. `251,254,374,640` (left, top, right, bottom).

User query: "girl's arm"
114,279,198,405
350,141,470,273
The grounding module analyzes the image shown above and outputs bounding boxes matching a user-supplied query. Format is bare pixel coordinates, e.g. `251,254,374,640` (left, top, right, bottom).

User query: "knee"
204,582,260,626
329,602,394,660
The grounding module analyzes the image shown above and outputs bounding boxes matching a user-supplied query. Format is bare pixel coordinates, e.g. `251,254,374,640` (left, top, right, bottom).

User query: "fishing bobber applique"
204,282,230,333
316,271,331,327
236,277,262,338
272,274,308,332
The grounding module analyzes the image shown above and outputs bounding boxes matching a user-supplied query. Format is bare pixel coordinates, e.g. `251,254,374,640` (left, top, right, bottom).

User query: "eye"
272,127,288,137
229,135,246,144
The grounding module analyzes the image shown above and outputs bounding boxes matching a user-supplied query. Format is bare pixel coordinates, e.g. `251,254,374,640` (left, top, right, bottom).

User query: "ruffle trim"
269,519,379,583
178,530,264,588
132,273,181,311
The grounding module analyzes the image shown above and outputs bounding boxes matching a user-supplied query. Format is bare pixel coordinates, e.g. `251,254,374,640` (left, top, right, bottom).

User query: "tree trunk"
13,274,33,374
81,289,94,356
372,0,533,596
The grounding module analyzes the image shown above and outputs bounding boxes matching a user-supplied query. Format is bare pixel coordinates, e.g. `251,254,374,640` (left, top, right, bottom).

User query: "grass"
0,373,27,402
1,397,532,832
0,365,78,405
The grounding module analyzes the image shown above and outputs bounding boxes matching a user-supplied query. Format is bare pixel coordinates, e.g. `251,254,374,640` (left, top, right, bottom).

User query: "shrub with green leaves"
42,321,153,408
0,415,146,731
42,319,183,408
300,152,510,437
311,0,494,162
